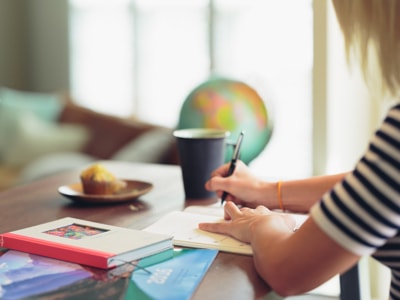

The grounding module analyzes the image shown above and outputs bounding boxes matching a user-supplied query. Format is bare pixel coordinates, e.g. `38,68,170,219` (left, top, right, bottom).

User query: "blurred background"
0,0,383,179
0,1,391,297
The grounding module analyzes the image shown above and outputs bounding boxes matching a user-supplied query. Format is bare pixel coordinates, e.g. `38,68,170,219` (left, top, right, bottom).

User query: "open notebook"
144,204,308,255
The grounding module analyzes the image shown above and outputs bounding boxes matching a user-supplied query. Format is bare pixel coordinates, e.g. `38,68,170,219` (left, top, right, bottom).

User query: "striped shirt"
310,104,400,299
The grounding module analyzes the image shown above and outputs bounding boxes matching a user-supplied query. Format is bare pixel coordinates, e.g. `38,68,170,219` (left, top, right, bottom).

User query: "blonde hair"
332,0,400,97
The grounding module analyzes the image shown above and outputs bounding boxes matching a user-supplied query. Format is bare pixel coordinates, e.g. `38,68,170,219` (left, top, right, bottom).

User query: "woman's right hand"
205,160,277,209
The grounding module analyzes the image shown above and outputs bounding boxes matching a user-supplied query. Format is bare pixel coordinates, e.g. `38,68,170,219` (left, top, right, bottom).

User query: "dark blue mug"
173,128,230,200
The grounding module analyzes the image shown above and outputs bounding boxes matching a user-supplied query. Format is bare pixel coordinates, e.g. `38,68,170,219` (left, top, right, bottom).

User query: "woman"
199,0,400,298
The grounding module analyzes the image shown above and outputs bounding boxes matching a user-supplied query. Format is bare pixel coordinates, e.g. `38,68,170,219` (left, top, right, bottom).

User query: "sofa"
0,88,179,191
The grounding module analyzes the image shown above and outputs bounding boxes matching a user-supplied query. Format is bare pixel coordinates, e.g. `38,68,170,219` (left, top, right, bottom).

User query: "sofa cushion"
58,102,168,159
2,112,90,167
112,128,174,163
18,152,95,184
0,87,63,121
0,88,64,159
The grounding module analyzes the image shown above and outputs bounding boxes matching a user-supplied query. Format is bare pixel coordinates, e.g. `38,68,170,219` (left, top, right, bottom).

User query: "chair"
339,258,370,300
176,77,273,164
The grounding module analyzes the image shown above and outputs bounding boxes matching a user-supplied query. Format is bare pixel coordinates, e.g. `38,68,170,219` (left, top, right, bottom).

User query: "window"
69,0,313,179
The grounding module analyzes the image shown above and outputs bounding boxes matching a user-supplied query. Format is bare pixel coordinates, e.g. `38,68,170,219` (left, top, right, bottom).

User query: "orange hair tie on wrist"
277,181,284,211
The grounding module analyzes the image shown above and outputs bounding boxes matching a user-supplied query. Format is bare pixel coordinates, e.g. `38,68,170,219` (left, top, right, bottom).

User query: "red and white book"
0,217,173,269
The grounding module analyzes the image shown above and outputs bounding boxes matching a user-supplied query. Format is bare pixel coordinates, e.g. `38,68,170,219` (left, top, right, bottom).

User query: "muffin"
80,164,126,195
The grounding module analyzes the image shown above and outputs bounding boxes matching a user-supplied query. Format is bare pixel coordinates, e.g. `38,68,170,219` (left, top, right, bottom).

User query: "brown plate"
58,179,153,204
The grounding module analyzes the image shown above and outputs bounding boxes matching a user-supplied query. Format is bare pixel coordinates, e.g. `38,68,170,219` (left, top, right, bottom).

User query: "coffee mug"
173,128,230,200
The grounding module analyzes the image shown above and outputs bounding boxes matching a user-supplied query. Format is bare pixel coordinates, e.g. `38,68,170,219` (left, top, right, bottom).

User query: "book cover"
0,250,93,300
144,204,308,255
0,217,173,269
0,249,175,300
125,248,218,300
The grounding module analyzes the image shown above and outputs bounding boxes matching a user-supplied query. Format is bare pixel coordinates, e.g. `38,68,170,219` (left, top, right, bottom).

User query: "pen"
221,131,245,205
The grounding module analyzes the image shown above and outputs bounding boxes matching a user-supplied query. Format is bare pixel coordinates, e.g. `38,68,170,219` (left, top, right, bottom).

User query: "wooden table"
0,161,273,300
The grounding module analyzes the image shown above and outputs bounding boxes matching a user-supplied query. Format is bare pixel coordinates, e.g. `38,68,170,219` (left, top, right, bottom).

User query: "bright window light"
69,0,313,179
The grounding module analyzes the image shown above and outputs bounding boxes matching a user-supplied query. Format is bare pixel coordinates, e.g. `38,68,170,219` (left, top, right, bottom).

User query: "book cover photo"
0,250,93,300
0,217,173,269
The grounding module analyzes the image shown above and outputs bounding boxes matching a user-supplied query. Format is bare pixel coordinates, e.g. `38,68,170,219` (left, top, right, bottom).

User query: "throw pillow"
0,87,63,121
2,112,90,167
0,87,64,158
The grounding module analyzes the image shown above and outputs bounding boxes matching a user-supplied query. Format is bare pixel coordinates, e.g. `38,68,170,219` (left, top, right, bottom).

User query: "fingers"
224,201,242,218
210,162,231,177
205,160,247,199
205,162,232,191
198,220,229,234
205,174,228,194
254,205,271,214
199,201,241,234
282,214,297,231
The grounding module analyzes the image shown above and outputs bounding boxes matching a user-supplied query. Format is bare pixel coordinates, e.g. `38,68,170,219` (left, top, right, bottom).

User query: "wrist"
266,181,284,211
258,181,280,209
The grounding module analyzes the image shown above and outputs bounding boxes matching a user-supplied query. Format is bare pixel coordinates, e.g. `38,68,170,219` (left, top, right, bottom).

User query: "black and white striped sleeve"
310,104,400,255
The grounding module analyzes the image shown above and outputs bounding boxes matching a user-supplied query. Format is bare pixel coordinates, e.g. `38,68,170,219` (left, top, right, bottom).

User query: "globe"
177,77,273,164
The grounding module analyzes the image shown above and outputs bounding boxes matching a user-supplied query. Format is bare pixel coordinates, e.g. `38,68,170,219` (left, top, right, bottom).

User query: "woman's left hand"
198,201,296,243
